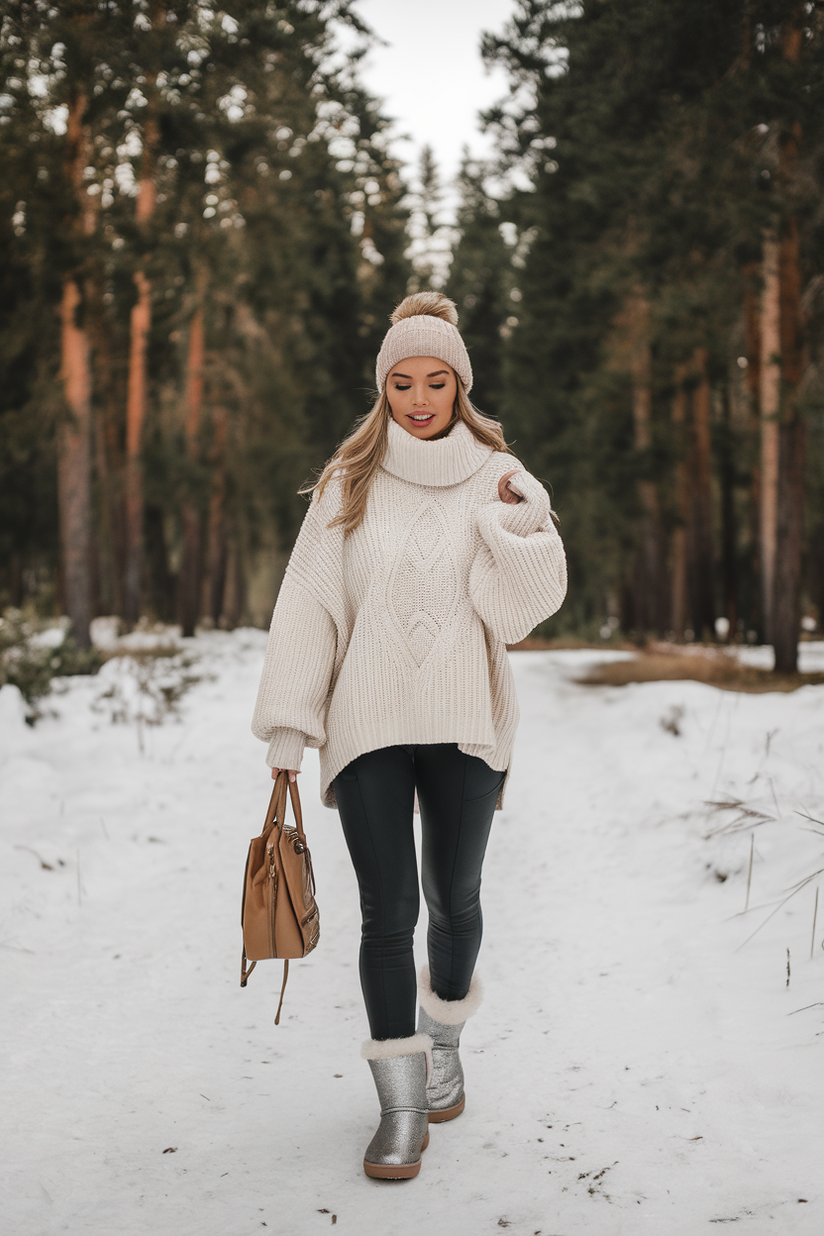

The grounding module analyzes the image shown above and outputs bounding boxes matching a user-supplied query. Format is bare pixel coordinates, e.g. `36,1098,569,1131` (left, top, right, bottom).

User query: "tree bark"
769,7,806,672
56,91,96,648
719,384,738,637
743,267,762,637
773,213,805,673
86,275,125,618
179,289,206,638
670,363,689,638
687,346,715,639
758,230,781,645
123,265,151,626
122,30,161,627
628,295,668,634
206,403,229,626
222,536,246,630
58,279,93,648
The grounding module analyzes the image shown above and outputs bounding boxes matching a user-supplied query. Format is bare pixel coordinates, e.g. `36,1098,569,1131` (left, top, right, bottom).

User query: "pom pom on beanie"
376,292,473,393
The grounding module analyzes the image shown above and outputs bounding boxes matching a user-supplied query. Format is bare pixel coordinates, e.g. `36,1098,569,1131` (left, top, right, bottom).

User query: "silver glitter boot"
361,1033,432,1179
417,966,483,1123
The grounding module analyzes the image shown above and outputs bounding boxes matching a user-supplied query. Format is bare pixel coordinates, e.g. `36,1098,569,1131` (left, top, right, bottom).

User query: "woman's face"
387,356,457,439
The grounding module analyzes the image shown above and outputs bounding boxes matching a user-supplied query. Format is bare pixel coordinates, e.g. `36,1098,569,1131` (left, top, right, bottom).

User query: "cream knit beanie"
375,292,473,393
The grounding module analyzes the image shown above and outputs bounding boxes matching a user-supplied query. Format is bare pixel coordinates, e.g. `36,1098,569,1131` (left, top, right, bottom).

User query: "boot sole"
428,1094,465,1123
363,1131,429,1179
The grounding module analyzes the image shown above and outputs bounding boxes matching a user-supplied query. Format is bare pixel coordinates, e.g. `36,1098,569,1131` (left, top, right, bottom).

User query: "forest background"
1,0,823,678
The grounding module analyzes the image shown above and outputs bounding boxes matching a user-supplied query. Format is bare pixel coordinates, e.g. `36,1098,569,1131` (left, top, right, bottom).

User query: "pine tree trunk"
719,384,738,636
758,231,781,645
629,295,667,634
86,272,125,618
123,266,151,626
206,403,229,627
770,8,806,672
58,279,93,648
743,269,762,637
56,91,97,648
179,293,205,638
122,51,161,627
222,537,246,629
773,213,805,673
687,347,715,639
670,363,689,638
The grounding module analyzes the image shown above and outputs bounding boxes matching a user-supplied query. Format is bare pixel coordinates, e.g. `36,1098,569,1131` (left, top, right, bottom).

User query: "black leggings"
333,743,504,1040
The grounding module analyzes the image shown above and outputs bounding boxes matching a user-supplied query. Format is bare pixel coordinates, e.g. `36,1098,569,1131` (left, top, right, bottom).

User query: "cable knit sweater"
251,418,567,808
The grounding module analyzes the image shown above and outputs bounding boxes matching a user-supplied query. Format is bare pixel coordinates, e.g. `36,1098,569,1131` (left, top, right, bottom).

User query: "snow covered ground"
1,634,823,1236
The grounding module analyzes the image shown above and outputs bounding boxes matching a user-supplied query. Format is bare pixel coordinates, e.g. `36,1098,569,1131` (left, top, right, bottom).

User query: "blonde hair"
388,290,458,326
307,382,513,535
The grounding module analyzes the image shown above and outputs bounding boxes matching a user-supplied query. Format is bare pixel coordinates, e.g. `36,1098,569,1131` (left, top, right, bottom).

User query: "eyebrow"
390,369,449,379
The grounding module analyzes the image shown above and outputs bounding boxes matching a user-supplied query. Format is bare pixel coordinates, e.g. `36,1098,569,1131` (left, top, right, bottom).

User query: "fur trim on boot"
417,966,483,1026
361,1032,433,1061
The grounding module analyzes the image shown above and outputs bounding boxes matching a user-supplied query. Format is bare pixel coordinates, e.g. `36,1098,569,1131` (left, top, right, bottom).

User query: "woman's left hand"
498,469,525,505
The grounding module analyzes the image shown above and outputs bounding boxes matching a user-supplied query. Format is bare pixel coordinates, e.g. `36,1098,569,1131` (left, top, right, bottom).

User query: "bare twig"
812,888,819,962
703,798,772,840
788,1002,824,1016
736,867,824,950
745,834,754,913
768,777,780,819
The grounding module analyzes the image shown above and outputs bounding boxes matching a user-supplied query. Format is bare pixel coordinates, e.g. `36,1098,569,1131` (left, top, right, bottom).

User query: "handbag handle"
287,776,306,845
260,770,307,846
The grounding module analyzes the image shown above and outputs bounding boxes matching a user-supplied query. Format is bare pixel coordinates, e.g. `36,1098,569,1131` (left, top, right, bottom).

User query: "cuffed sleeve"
469,470,568,644
265,728,306,774
251,575,337,769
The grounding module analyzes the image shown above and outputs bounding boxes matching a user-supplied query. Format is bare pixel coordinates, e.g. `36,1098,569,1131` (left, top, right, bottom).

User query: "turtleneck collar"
381,418,493,488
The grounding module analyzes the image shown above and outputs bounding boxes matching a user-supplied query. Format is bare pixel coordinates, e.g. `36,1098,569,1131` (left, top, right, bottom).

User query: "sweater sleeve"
251,493,340,771
251,576,337,770
469,468,568,645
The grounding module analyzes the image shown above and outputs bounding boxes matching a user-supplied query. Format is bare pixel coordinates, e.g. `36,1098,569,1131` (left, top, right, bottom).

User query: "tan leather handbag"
240,770,320,1022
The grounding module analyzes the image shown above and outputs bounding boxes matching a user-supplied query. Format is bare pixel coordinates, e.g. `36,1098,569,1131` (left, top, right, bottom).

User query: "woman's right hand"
271,767,299,783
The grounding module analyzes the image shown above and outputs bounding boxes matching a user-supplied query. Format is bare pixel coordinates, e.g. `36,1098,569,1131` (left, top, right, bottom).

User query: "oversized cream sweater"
252,419,567,807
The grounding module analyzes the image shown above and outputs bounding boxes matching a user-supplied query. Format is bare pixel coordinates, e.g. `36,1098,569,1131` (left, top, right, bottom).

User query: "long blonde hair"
305,378,514,535
306,291,515,533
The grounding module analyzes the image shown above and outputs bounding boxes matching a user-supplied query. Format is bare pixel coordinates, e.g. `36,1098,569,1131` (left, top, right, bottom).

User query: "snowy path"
2,635,823,1236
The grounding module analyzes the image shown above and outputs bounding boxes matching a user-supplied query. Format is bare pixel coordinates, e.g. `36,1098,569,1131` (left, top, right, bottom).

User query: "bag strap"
262,772,306,842
274,960,289,1025
287,776,307,845
261,771,288,837
240,946,256,987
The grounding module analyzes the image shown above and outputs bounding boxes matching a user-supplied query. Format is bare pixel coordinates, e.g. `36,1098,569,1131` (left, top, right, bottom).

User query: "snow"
1,634,822,1235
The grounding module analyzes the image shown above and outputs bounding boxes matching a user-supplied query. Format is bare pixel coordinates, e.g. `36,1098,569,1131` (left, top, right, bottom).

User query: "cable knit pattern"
251,419,567,808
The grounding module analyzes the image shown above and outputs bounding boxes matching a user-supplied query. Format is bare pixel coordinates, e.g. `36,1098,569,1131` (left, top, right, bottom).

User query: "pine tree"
0,0,412,631
477,0,824,657
445,155,513,420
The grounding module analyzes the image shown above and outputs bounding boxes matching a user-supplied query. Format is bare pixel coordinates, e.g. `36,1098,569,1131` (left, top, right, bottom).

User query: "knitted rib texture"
376,316,473,392
251,419,567,807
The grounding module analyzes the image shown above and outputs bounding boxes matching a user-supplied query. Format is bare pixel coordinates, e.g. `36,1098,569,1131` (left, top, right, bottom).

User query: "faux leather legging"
333,743,504,1041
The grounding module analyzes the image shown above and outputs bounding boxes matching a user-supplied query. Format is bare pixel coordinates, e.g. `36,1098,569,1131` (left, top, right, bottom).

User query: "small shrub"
0,608,103,724
92,648,204,751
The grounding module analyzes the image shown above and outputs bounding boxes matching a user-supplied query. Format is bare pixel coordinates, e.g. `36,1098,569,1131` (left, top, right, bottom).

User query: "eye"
429,383,446,390
393,383,411,391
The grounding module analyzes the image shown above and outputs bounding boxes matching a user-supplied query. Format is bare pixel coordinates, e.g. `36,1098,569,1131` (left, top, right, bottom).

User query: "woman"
252,292,567,1179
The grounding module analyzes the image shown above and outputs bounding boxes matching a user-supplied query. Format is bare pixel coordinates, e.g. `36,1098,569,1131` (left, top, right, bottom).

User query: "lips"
408,413,435,425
